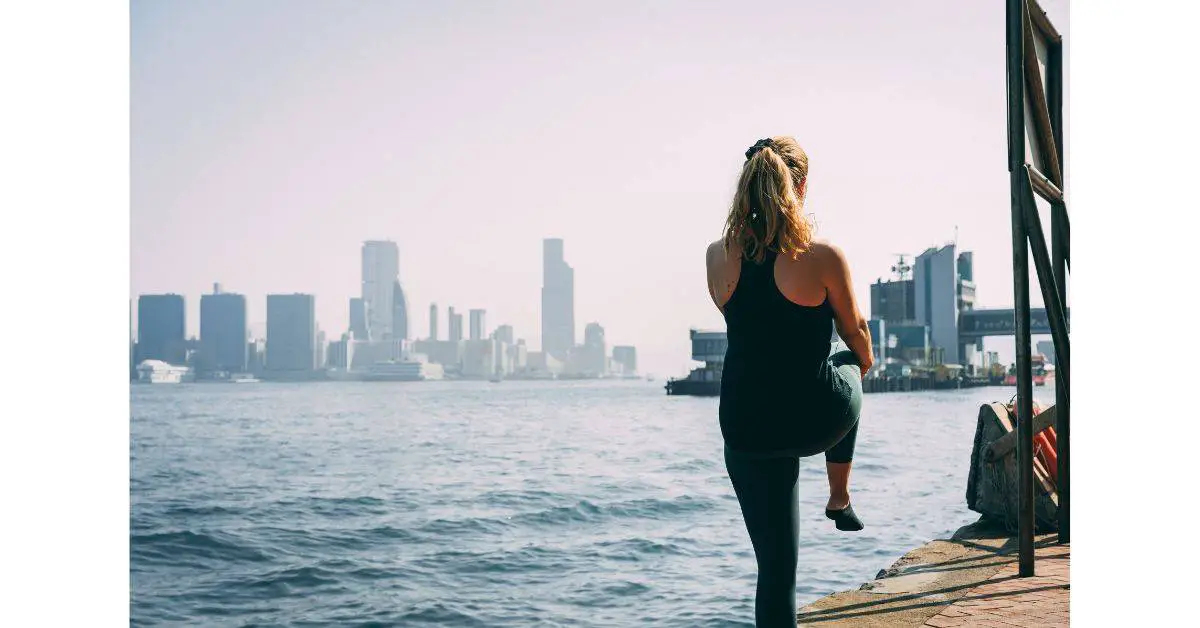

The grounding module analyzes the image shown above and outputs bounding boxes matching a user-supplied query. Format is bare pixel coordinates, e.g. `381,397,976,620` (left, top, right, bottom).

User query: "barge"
665,329,726,397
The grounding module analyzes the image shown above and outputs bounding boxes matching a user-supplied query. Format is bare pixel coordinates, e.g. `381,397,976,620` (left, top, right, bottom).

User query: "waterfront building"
429,303,439,340
462,338,499,379
199,283,247,375
392,279,409,340
870,278,916,325
469,309,487,341
958,251,975,286
887,323,932,365
541,238,575,361
512,339,528,372
1037,340,1056,365
247,339,266,375
867,319,887,368
527,350,564,376
448,307,464,342
327,333,354,369
492,324,514,345
362,240,399,340
137,294,186,366
411,339,464,370
612,345,637,375
349,297,370,340
315,329,327,369
265,293,317,375
349,338,408,370
570,322,607,376
956,251,977,365
915,244,961,366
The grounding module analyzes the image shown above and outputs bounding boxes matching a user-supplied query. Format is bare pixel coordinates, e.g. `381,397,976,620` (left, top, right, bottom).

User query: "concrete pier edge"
796,518,1066,626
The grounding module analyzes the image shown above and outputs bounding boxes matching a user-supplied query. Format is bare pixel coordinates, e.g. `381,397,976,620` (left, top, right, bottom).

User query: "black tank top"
719,249,854,453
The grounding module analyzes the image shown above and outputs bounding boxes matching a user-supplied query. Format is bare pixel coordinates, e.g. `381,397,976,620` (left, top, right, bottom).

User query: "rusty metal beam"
1027,0,1063,44
1026,165,1064,203
1022,5,1062,187
1021,174,1071,396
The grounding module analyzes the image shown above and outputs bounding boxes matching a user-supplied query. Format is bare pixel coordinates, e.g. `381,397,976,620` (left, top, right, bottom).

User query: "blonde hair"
722,136,814,263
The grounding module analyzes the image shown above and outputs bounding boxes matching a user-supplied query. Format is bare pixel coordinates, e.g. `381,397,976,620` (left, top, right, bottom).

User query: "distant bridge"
959,308,1070,341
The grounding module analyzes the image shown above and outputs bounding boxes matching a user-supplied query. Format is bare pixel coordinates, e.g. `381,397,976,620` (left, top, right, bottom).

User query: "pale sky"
131,0,1069,376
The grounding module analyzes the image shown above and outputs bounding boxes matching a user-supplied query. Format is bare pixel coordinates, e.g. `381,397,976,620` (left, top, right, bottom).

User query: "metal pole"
1020,180,1070,395
1052,201,1068,544
1006,0,1036,578
1013,178,1036,578
1046,34,1069,544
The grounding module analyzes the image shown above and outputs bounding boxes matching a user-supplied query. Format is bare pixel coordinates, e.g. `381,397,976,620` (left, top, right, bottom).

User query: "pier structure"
1005,0,1070,573
775,2,1073,623
798,521,1069,627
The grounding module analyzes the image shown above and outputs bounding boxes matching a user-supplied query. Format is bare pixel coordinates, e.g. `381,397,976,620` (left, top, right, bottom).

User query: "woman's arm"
822,244,875,377
706,240,737,313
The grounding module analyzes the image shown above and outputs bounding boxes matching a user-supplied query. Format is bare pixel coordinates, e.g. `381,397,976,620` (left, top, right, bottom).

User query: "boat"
361,359,445,382
666,329,726,396
135,360,192,384
665,369,721,396
1036,361,1055,387
1001,354,1053,386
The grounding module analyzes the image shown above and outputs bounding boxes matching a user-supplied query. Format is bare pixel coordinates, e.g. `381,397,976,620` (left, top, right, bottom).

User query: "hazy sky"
131,0,1069,376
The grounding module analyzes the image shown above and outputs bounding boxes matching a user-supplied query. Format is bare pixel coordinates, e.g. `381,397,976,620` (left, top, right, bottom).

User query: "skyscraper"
541,238,575,361
469,309,487,341
315,328,327,369
137,294,186,365
392,279,410,340
266,293,317,374
492,324,514,345
612,345,637,375
361,240,399,340
429,303,439,340
870,278,916,325
349,297,369,340
199,283,247,374
448,306,463,342
581,322,607,375
914,244,960,365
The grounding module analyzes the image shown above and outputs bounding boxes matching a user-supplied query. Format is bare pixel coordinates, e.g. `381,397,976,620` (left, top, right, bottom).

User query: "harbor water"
130,380,1056,627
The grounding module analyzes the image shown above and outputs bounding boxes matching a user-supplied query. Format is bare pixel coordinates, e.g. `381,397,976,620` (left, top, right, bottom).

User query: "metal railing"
1006,0,1069,577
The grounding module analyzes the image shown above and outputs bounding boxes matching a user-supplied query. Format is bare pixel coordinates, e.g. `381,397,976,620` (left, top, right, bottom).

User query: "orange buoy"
1035,432,1058,482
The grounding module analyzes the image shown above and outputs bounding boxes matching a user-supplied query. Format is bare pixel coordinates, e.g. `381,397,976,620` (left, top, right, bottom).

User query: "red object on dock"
1035,427,1058,482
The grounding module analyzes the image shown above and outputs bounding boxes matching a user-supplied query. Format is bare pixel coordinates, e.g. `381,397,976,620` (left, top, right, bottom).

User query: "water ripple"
131,381,1057,626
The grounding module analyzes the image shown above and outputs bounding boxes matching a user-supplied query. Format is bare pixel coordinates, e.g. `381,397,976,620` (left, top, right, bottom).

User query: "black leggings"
724,348,862,626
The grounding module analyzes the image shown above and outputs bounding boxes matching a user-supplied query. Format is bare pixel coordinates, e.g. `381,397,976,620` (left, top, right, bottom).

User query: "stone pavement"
921,542,1069,627
797,520,1069,627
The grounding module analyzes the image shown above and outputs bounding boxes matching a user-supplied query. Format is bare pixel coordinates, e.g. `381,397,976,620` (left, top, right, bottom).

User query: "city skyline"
131,0,1069,375
130,230,1049,375
132,236,610,365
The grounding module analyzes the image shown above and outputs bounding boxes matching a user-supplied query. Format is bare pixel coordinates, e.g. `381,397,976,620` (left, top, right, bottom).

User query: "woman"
705,136,874,626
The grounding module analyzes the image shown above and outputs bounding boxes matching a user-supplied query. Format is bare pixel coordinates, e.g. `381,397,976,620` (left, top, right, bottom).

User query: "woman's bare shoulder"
707,238,739,264
805,240,849,264
806,239,839,255
792,241,850,281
